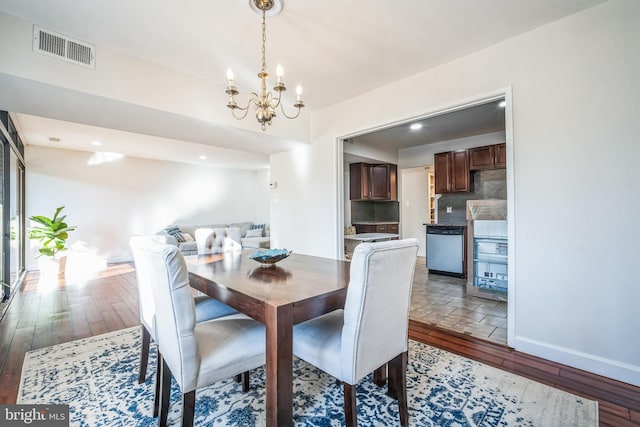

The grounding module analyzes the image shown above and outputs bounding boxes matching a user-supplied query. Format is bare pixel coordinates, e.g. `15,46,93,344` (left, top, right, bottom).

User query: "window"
1,111,26,303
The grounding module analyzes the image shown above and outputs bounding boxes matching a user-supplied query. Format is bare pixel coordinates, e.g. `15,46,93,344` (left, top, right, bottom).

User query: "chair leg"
388,352,408,427
343,382,358,427
138,326,151,384
159,358,172,427
387,365,397,400
235,373,242,383
153,350,162,417
242,371,250,392
182,390,196,427
374,364,387,386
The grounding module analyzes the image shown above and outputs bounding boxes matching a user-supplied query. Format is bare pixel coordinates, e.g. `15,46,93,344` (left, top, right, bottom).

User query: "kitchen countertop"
344,233,399,242
353,221,399,224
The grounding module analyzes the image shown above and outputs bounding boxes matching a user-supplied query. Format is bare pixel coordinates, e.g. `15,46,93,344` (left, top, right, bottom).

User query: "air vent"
33,25,95,69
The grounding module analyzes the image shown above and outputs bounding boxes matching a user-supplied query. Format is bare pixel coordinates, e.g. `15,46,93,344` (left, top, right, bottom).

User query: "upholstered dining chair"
293,238,419,427
195,227,242,254
129,235,241,417
139,239,266,427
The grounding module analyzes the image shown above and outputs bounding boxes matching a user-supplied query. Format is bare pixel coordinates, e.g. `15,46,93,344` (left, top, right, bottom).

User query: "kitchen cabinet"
469,143,506,170
354,223,399,234
349,163,397,201
434,150,470,193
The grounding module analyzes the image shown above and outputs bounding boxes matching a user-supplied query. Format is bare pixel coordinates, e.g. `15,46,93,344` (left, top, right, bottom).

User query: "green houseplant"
28,206,77,258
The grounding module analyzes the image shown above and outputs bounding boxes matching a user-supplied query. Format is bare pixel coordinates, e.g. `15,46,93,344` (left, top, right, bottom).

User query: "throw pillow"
245,228,263,238
182,233,194,242
249,223,266,237
164,225,185,242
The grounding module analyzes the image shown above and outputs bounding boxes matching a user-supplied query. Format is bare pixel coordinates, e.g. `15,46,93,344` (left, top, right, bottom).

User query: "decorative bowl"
249,248,292,266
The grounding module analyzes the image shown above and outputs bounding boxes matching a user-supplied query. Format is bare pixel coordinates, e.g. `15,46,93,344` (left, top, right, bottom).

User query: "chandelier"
225,0,305,131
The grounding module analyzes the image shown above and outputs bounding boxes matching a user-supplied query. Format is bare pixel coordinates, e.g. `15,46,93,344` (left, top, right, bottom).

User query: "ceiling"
0,0,605,169
352,98,506,152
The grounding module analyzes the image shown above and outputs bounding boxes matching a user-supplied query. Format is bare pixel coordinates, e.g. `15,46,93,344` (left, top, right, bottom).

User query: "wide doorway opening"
339,93,513,346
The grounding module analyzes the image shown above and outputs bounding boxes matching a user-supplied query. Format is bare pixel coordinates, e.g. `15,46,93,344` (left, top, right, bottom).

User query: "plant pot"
38,255,67,279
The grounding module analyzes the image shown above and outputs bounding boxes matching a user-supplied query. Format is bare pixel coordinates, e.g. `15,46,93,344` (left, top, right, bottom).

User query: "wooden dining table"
185,250,351,427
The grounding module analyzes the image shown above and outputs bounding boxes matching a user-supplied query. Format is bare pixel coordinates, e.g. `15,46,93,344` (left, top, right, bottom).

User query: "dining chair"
139,239,266,427
129,235,242,417
293,238,419,427
195,227,242,254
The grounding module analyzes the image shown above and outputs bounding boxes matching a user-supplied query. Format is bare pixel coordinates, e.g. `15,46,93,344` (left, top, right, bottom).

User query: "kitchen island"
344,232,399,260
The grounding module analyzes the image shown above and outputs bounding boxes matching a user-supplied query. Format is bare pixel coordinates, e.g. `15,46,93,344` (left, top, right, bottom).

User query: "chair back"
129,235,160,337
139,239,200,392
195,227,242,254
341,238,418,384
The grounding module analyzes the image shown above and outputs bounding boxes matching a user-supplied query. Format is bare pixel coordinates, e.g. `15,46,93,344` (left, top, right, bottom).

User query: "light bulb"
226,68,234,84
296,85,302,100
276,64,284,84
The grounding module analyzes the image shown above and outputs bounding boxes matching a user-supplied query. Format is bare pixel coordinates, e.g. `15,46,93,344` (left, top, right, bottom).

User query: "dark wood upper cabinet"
469,143,506,170
434,152,451,194
451,150,470,192
434,150,470,193
494,143,507,168
349,162,397,201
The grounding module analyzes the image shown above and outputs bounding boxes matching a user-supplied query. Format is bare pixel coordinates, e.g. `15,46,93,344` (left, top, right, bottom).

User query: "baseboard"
514,335,640,387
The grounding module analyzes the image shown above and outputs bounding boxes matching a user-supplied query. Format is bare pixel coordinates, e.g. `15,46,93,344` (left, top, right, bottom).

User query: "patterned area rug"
18,327,597,426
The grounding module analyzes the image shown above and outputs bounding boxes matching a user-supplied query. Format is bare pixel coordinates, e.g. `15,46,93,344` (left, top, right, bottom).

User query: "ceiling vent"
33,25,95,69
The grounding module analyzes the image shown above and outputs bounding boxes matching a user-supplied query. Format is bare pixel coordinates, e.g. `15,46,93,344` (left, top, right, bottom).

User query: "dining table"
185,250,351,427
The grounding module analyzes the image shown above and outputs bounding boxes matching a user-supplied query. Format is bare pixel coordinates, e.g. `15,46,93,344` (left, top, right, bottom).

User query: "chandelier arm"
231,107,251,120
233,92,262,111
279,103,303,120
268,92,282,110
229,92,262,120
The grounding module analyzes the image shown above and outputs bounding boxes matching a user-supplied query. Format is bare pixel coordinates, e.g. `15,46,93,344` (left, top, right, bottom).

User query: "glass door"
1,111,26,304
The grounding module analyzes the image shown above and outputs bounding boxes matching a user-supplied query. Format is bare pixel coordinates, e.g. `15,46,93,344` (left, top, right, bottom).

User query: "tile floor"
410,256,508,345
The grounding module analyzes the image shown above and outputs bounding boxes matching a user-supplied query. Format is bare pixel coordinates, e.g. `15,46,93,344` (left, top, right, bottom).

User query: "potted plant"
28,206,77,277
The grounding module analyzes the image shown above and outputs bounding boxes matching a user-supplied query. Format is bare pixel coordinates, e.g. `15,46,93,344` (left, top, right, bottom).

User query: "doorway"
339,92,513,347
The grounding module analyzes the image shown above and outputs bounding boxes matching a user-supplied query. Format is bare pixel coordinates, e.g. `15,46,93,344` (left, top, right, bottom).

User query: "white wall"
272,0,640,386
26,146,270,269
270,142,339,257
400,167,429,257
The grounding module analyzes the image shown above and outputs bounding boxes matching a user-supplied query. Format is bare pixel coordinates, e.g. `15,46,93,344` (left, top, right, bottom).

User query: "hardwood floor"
0,263,638,426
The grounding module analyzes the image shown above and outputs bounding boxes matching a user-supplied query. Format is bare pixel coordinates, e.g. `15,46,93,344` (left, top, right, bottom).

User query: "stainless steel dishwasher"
426,224,466,278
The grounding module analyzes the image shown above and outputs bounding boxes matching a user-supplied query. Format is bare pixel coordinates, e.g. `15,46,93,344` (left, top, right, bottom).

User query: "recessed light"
498,100,506,108
410,123,423,131
91,140,102,146
199,155,207,160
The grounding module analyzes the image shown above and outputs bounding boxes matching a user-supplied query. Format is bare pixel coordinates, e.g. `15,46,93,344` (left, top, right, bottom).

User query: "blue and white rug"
18,327,597,426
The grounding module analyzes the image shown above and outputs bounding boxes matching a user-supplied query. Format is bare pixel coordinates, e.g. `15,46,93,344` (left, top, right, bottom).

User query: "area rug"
18,327,597,426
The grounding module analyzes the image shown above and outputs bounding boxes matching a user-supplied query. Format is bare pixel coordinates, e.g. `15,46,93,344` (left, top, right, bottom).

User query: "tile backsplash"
351,201,399,223
437,169,506,224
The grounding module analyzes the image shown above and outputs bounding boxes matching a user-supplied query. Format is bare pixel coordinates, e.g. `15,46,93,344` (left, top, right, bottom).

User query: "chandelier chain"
261,11,267,73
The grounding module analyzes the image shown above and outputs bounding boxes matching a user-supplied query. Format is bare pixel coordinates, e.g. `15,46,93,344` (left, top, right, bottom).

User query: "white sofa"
156,222,270,255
